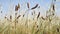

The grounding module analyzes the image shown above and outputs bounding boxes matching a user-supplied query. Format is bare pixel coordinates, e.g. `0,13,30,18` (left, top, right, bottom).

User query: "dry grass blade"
31,4,38,10
27,2,29,8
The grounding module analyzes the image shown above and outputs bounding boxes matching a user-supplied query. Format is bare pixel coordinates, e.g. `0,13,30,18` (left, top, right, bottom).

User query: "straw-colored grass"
0,0,60,34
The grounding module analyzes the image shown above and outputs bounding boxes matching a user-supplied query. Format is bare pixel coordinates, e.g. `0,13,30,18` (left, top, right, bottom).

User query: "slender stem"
15,12,17,34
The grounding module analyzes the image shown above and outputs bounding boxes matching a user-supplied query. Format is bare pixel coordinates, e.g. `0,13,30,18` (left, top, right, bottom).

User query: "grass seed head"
27,2,29,8
15,3,20,11
37,12,40,19
17,15,21,19
31,4,38,10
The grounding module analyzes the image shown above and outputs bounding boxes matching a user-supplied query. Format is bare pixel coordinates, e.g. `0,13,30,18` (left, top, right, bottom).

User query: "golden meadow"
0,0,60,34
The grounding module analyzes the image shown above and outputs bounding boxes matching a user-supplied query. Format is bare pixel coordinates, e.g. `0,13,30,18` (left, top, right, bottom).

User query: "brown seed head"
17,15,21,19
27,2,29,8
31,4,38,10
15,3,20,11
37,12,40,19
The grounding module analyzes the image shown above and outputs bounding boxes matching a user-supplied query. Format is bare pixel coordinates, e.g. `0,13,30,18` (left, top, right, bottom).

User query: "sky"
0,0,60,18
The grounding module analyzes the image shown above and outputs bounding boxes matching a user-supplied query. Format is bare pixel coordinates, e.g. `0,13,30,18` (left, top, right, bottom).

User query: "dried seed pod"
31,4,38,10
27,2,29,8
17,15,21,19
37,12,40,19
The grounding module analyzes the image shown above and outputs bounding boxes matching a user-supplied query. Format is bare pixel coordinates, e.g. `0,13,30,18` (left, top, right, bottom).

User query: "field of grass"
0,0,60,34
0,10,60,34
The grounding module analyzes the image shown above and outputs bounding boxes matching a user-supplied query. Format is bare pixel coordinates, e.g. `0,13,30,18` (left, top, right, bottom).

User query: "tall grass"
0,0,60,34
